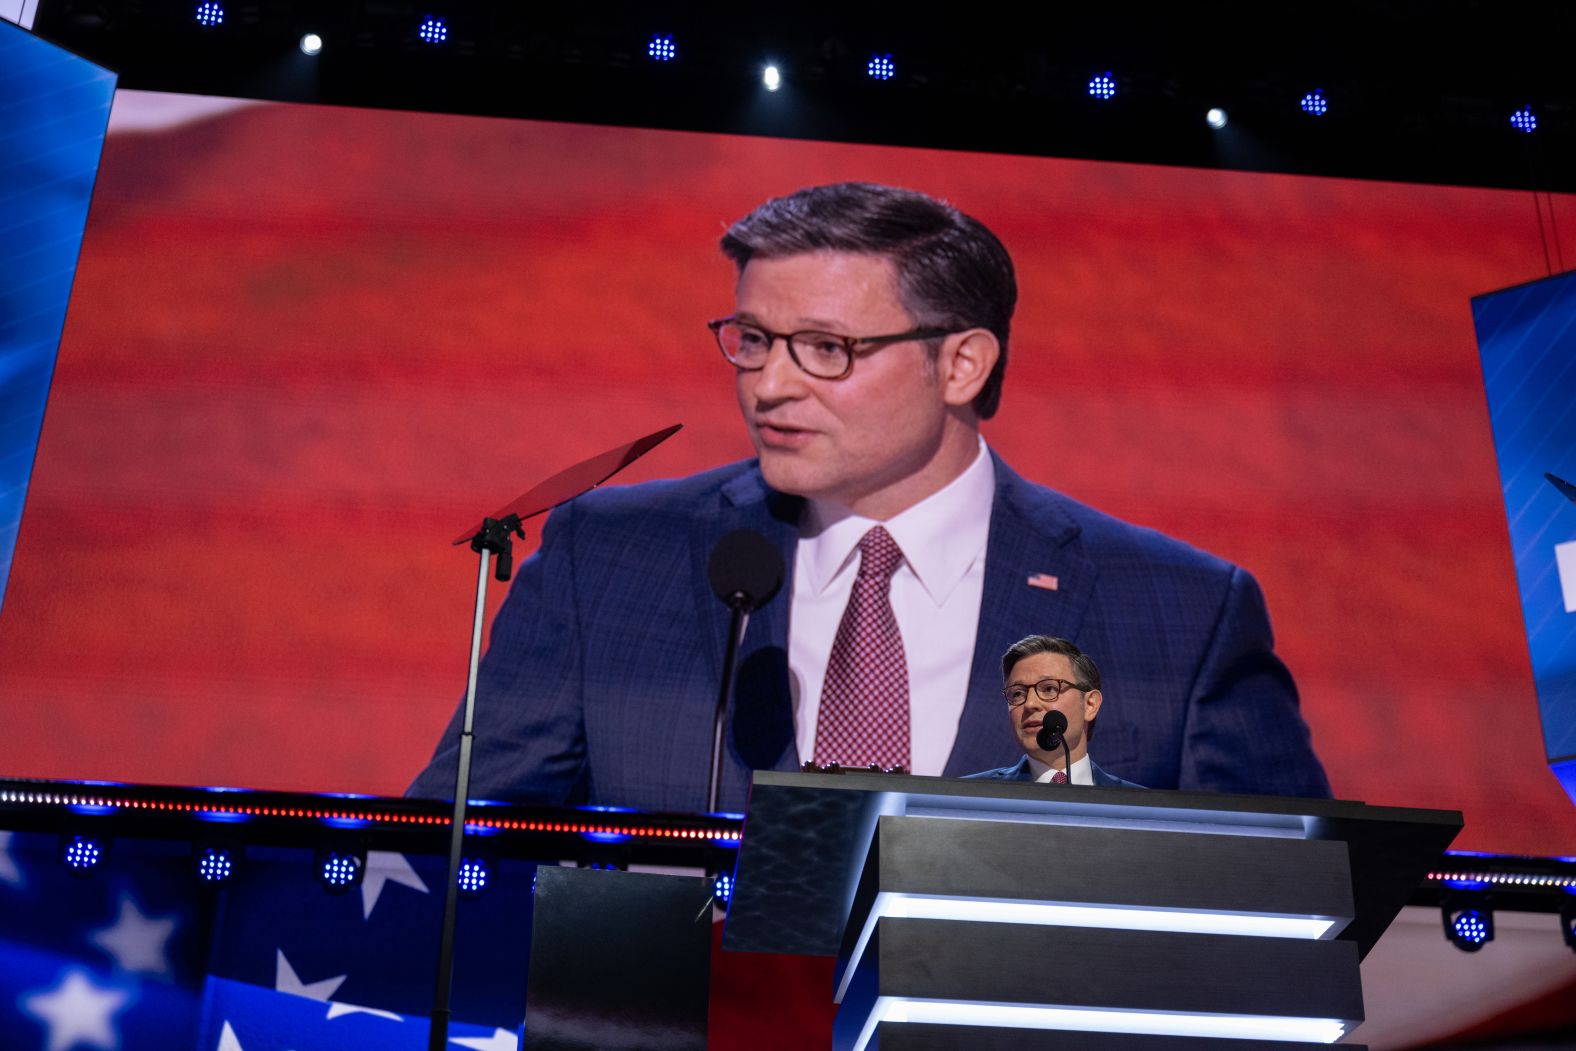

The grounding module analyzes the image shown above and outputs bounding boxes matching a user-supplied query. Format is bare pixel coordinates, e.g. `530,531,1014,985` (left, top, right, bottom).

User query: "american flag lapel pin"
1026,572,1059,591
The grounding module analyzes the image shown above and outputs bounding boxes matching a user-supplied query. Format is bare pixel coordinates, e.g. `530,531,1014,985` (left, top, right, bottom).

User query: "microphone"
708,529,785,612
706,530,786,813
1036,710,1068,753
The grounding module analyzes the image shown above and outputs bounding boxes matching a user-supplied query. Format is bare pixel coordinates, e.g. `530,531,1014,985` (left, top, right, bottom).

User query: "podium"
724,772,1461,1051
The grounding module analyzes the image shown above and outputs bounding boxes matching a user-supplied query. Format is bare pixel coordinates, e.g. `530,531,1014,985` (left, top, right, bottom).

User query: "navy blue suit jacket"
962,755,1147,789
409,453,1330,811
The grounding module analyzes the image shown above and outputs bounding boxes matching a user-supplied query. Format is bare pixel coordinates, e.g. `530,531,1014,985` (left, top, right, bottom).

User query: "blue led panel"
1472,271,1576,805
0,22,116,617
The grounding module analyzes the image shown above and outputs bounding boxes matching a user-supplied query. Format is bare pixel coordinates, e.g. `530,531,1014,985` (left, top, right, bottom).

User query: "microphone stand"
707,599,750,814
428,515,521,1051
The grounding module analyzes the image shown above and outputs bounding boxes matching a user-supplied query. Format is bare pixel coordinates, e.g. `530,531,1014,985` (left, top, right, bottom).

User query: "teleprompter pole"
428,516,520,1051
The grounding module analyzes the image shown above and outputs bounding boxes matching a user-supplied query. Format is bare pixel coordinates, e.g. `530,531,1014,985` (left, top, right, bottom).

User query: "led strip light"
837,891,1340,1005
850,998,1348,1051
0,789,741,842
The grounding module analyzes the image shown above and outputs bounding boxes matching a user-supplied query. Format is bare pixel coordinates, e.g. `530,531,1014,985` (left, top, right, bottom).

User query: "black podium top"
723,771,1461,959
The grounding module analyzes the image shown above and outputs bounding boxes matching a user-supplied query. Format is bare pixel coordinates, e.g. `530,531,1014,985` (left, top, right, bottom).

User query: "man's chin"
756,455,829,501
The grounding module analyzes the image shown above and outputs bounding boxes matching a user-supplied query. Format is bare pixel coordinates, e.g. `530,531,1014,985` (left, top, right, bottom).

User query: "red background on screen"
1,101,1573,861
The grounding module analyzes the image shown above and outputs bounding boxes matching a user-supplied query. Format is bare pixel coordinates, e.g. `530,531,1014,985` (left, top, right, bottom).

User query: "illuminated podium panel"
724,771,1461,1051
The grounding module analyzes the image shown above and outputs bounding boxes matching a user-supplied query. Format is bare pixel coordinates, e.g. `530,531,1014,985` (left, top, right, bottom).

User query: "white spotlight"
763,64,782,92
1206,107,1228,129
299,32,323,56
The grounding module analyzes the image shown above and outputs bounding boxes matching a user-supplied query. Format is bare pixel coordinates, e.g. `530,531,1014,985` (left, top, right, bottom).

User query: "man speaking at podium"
409,182,1330,811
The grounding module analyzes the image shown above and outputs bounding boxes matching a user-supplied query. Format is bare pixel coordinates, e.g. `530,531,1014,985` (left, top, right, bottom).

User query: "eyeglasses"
1002,678,1091,707
708,317,954,381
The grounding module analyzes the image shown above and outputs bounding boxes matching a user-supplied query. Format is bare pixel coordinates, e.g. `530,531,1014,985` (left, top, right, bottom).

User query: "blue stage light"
1300,90,1328,116
1444,905,1493,951
458,858,489,895
418,17,448,45
867,54,895,81
197,846,234,884
62,835,103,874
713,872,734,908
1088,73,1117,101
195,2,224,27
763,65,782,92
1511,106,1538,134
1206,107,1229,129
318,851,362,891
647,34,676,62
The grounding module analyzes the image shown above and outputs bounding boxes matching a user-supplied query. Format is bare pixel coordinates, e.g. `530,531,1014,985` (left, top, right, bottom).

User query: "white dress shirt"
1026,754,1093,785
789,438,995,775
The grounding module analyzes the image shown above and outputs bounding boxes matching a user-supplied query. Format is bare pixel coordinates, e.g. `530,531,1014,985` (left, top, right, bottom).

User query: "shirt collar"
799,437,994,605
1027,753,1093,785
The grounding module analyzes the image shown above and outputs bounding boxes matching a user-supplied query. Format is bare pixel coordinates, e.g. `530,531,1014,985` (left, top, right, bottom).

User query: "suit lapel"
944,456,1100,776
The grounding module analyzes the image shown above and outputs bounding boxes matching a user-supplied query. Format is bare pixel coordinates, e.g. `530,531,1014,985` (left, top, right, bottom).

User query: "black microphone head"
1036,710,1069,753
708,529,785,612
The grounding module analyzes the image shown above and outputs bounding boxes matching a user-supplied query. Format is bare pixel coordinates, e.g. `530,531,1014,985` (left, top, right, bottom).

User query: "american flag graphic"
0,830,534,1050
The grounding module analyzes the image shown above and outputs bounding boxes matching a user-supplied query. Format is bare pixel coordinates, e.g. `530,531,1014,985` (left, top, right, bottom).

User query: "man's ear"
939,329,1000,409
1084,689,1103,724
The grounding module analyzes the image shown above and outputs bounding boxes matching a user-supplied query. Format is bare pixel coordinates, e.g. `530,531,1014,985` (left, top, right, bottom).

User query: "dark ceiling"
30,0,1576,192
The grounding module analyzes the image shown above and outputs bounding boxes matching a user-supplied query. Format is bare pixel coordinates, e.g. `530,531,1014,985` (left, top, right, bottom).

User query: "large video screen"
1,90,1572,856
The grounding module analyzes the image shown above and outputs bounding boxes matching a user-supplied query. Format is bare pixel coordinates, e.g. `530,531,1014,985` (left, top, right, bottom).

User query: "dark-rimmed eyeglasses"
1002,678,1091,707
708,317,954,381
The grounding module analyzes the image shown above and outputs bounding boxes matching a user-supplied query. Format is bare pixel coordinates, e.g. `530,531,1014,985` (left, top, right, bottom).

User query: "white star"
359,851,428,920
274,950,345,1001
216,1020,244,1051
89,893,177,975
326,1001,403,1022
452,1028,519,1051
0,830,23,887
21,968,131,1051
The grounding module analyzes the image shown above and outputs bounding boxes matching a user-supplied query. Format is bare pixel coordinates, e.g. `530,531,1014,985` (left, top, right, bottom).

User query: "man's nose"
750,336,807,401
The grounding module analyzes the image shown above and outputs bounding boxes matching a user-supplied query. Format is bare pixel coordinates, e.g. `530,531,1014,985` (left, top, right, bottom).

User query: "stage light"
61,834,105,876
1206,108,1228,129
458,857,488,896
196,846,235,884
763,65,782,92
647,34,676,62
1088,73,1117,100
317,849,363,893
418,17,448,45
299,33,323,57
713,872,734,909
1300,90,1328,116
1510,106,1537,133
1442,903,1494,952
867,54,895,81
194,2,223,27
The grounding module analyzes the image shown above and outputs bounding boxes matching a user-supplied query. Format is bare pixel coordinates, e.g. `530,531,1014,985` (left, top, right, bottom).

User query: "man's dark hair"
1001,635,1102,739
720,182,1017,419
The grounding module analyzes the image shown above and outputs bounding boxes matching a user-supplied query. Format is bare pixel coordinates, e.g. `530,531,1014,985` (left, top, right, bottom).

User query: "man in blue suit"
964,635,1145,788
409,182,1330,811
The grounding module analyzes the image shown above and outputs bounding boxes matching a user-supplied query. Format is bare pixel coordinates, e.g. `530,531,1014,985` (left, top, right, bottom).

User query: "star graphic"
89,893,178,975
21,968,131,1051
452,1028,520,1051
0,830,24,887
360,850,429,920
216,1020,244,1051
326,1001,403,1022
275,950,345,1001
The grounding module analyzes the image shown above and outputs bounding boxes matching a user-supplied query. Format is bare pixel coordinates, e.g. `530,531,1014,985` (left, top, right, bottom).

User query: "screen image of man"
409,181,1330,811
965,635,1144,788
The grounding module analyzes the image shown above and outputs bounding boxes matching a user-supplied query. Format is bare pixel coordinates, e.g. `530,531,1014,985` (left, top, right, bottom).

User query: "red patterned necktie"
813,526,910,769
1050,770,1069,784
